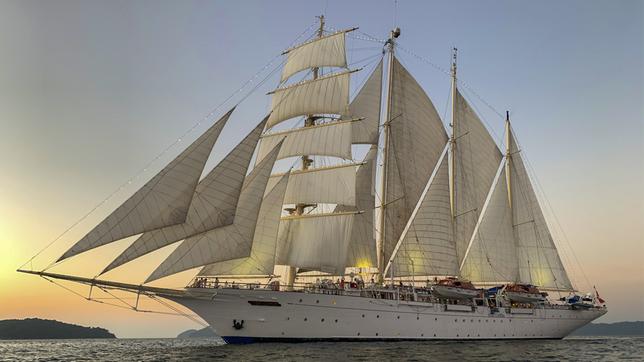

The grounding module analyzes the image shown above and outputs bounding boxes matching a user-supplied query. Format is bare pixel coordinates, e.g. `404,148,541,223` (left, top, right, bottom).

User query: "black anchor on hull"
232,319,245,330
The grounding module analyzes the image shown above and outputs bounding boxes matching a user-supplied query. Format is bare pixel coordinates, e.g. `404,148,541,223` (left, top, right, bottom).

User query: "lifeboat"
503,283,547,303
431,278,481,300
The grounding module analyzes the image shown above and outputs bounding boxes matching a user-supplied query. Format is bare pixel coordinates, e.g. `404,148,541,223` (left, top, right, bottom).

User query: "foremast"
377,27,400,282
284,15,326,289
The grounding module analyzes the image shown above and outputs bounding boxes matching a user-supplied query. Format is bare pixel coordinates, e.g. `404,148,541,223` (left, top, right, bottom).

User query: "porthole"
454,319,458,322
321,318,325,322
434,318,438,321
375,333,379,336
376,315,380,318
470,319,473,323
299,299,302,303
467,334,470,337
397,316,400,319
421,334,424,337
316,300,319,304
456,334,459,337
362,314,365,318
335,319,338,323
286,317,290,321
304,317,308,321
416,316,419,320
462,319,466,322
433,334,436,337
357,332,361,336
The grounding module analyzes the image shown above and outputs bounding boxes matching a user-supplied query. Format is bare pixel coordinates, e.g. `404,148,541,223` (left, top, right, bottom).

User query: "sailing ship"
19,16,607,343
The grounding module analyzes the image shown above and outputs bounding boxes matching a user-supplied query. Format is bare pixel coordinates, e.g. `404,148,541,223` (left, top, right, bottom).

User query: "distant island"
178,321,644,338
177,327,217,338
0,318,116,339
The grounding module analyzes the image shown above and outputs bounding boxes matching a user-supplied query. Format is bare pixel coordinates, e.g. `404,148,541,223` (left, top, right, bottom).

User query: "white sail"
452,89,502,264
57,108,234,262
281,31,347,82
101,116,267,274
509,133,573,290
343,59,383,144
386,145,458,277
276,212,355,275
383,58,448,265
256,120,353,164
270,163,358,206
198,173,289,276
460,163,519,283
267,71,351,128
145,141,283,283
336,146,377,268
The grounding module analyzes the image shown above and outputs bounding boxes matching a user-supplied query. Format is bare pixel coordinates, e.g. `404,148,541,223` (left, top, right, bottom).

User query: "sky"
0,0,642,338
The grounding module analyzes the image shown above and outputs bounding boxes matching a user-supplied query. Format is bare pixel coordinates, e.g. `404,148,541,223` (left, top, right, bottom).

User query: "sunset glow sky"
1,0,642,338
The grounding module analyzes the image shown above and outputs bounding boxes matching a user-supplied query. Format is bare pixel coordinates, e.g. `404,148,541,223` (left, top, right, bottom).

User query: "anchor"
232,319,245,330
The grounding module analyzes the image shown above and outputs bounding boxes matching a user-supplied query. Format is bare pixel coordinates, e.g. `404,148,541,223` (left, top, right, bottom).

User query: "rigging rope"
21,21,318,272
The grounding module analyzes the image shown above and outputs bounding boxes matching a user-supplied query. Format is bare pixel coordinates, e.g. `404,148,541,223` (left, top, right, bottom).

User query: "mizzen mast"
504,111,513,208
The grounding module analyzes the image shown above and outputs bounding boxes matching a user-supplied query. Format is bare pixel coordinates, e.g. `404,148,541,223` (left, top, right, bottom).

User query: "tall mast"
505,111,512,208
449,47,457,218
285,15,325,289
377,27,399,282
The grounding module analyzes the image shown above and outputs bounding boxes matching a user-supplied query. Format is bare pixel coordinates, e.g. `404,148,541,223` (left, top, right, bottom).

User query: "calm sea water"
0,337,641,361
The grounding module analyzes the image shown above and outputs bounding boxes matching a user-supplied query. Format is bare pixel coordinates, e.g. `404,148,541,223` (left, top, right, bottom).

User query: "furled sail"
145,141,283,282
509,132,572,290
101,116,267,274
267,70,351,128
281,31,347,82
198,173,289,276
57,108,234,262
383,57,448,265
255,120,353,164
460,164,519,283
343,59,383,144
268,163,359,206
452,89,502,264
386,145,458,277
336,146,377,268
276,212,356,274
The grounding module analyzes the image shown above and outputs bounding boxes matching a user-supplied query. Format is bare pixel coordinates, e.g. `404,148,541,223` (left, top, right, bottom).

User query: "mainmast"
285,15,325,288
449,47,457,218
377,27,400,281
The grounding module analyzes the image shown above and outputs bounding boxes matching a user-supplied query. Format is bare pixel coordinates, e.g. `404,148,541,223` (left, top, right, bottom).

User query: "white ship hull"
170,288,606,344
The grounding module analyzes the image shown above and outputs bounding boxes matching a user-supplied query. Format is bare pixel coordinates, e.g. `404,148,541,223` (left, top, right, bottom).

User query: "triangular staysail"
145,142,283,282
460,163,519,283
57,107,235,262
382,57,448,266
101,115,267,274
452,90,502,264
336,145,378,268
198,172,290,276
509,132,573,290
386,145,458,277
344,59,383,144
